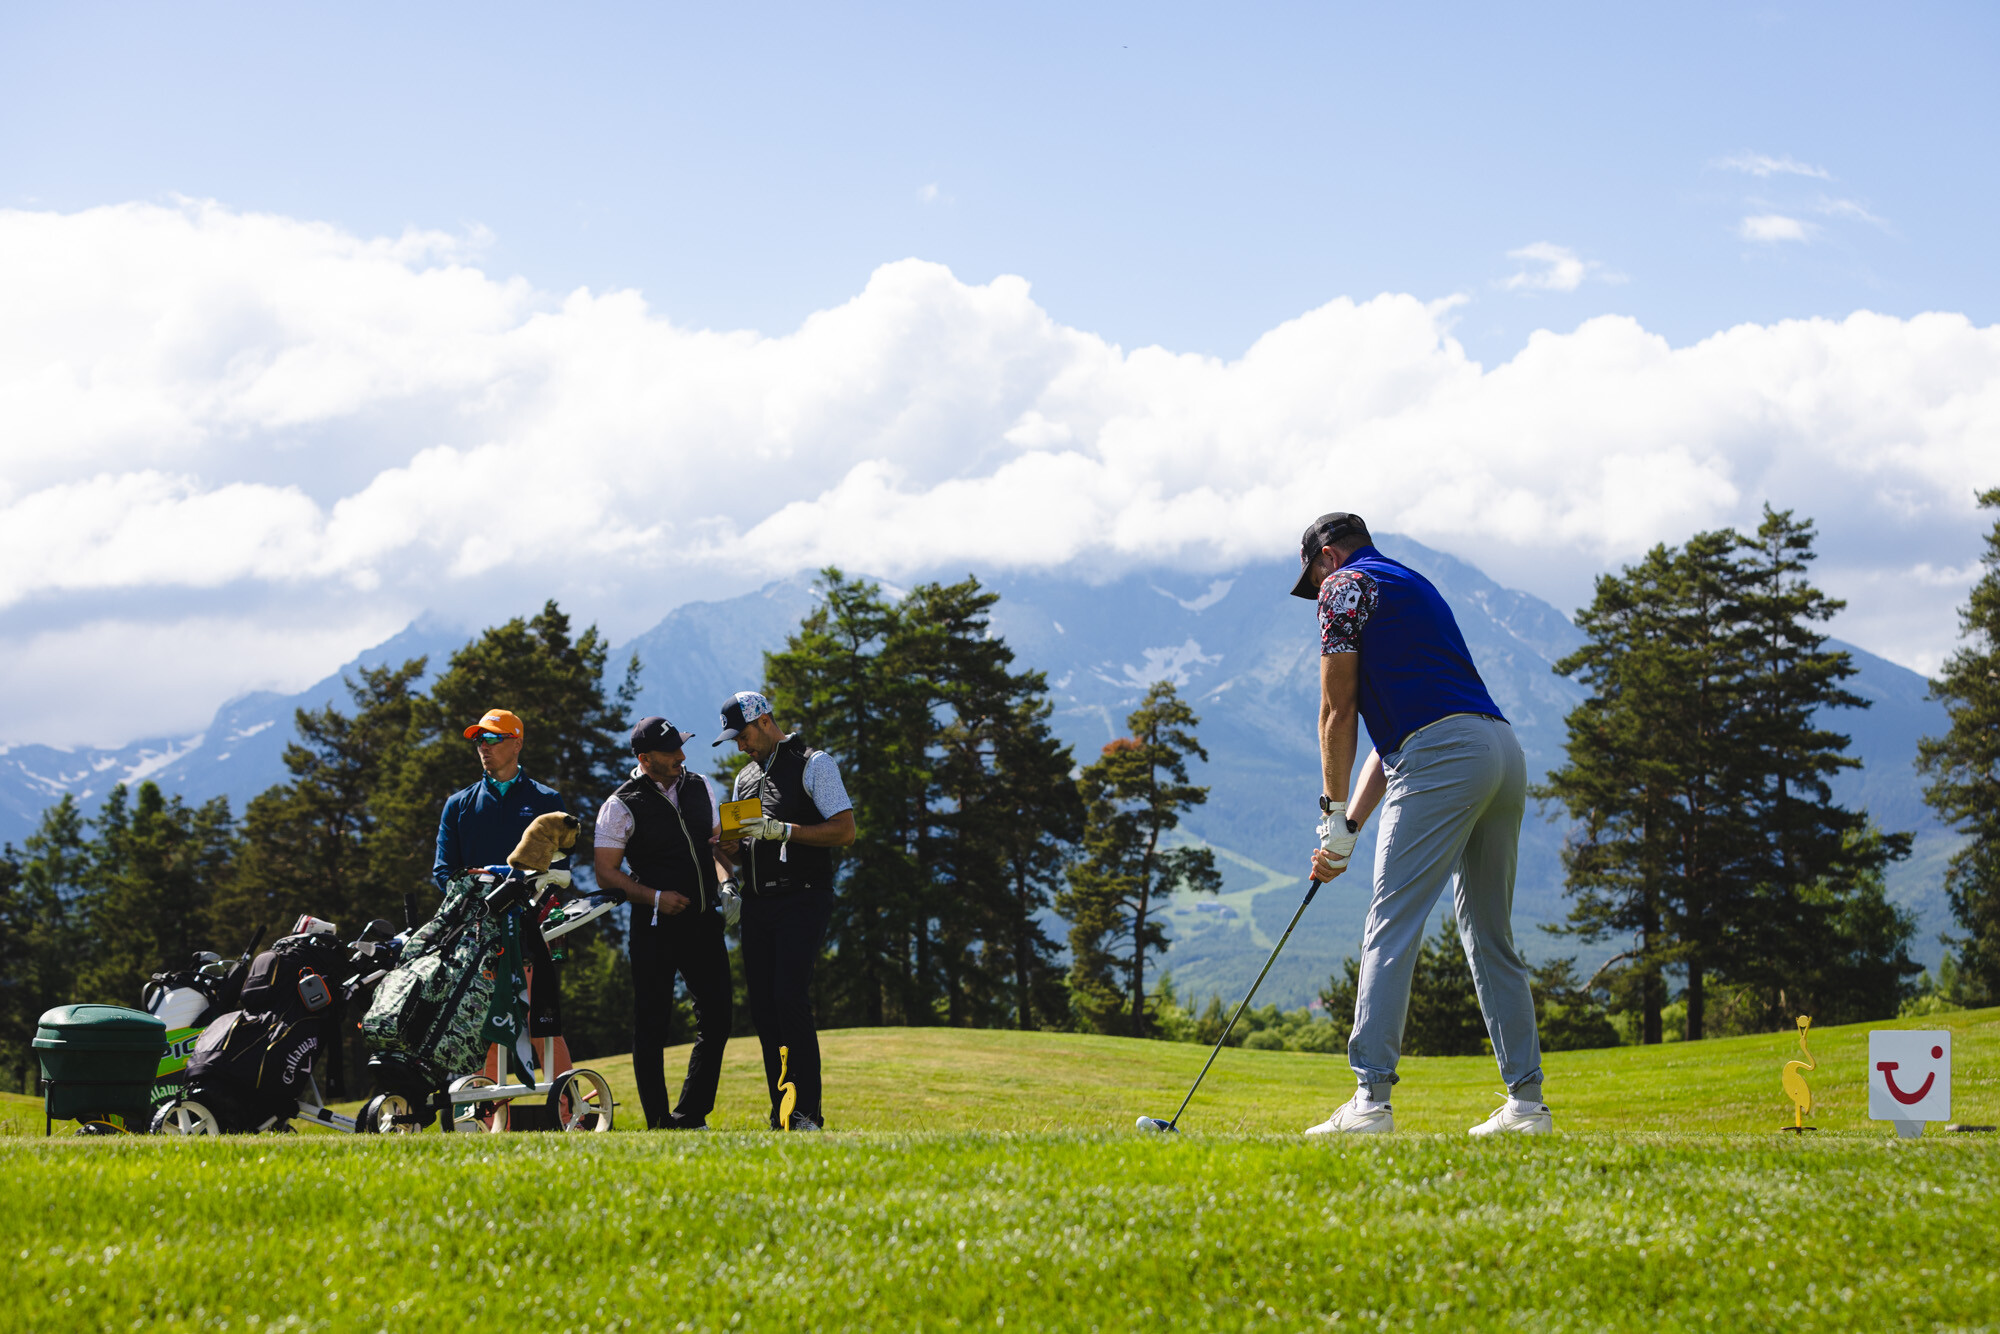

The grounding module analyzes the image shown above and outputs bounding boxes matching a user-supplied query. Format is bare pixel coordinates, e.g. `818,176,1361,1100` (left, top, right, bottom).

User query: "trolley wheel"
447,1075,502,1132
359,1093,422,1135
548,1068,614,1132
150,1099,222,1136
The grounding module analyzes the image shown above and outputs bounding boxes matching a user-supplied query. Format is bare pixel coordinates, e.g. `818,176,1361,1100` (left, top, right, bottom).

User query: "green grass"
4,1010,1999,1330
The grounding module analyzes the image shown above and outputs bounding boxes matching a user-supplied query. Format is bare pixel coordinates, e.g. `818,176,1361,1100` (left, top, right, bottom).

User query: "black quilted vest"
612,772,719,916
736,735,834,897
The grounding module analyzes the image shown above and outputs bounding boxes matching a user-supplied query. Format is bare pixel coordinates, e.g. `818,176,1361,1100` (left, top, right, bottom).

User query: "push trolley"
363,869,624,1135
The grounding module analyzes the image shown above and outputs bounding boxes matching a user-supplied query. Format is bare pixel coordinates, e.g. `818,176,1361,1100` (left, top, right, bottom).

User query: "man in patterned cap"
715,690,855,1130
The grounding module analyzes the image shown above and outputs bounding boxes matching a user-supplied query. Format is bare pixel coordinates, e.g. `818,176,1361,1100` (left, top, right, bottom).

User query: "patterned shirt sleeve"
1317,568,1379,655
802,752,853,818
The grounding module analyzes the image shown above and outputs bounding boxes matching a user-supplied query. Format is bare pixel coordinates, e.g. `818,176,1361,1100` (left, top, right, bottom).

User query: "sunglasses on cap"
473,732,515,746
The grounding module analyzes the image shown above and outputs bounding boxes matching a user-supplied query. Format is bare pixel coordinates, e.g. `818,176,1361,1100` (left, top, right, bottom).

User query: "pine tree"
218,660,427,1094
1546,515,1918,1041
910,577,1081,1029
765,571,925,1026
377,601,637,899
904,577,1015,1025
1728,507,1917,1021
219,660,427,949
1059,681,1222,1038
0,798,91,1091
0,848,26,1090
77,782,237,1008
980,695,1083,1030
1651,529,1761,1041
1539,543,1717,1042
766,570,1079,1029
1529,958,1621,1051
1919,486,2000,1002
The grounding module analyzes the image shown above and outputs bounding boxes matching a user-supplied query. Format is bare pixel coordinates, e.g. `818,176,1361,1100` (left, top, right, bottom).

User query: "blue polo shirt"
1317,544,1504,755
432,771,570,889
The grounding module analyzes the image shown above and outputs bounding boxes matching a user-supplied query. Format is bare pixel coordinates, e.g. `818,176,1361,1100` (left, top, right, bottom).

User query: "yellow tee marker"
777,1044,798,1129
1782,1015,1817,1132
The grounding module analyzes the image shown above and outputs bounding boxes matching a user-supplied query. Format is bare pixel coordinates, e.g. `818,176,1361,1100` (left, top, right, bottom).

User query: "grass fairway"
4,1010,1999,1330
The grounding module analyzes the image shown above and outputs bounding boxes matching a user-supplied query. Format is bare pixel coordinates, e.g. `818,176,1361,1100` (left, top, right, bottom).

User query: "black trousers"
740,890,834,1125
629,907,732,1128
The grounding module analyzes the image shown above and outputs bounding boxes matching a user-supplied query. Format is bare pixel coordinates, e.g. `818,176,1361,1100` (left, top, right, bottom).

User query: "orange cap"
463,708,524,740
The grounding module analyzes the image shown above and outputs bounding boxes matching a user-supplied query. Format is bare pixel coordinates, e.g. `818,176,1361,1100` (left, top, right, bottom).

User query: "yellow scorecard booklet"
719,797,762,838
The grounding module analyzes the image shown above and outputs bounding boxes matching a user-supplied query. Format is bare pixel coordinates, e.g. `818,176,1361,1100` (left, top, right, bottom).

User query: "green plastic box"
34,1004,167,1131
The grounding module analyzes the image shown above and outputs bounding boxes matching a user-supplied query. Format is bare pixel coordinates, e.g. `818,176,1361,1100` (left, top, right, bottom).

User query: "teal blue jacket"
432,772,568,889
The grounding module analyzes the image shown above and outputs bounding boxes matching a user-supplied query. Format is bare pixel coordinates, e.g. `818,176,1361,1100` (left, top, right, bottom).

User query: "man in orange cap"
433,708,571,889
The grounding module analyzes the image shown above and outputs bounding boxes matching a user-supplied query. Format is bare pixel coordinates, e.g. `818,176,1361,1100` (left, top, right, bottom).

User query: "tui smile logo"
1875,1045,1942,1105
1868,1030,1952,1134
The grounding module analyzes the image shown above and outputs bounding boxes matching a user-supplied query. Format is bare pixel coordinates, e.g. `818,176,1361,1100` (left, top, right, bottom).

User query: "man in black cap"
594,716,740,1129
714,690,855,1130
1291,512,1549,1138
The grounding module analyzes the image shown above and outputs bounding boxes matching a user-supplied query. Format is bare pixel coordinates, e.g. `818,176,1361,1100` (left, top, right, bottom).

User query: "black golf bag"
179,931,350,1131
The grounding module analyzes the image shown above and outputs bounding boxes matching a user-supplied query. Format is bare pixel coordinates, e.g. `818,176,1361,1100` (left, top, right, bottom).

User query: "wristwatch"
1312,792,1360,836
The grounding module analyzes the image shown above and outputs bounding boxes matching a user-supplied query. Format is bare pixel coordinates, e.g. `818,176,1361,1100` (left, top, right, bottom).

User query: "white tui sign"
1869,1030,1952,1137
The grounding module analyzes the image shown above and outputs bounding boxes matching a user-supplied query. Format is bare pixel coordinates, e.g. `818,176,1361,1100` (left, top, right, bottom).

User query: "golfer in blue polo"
1294,512,1549,1136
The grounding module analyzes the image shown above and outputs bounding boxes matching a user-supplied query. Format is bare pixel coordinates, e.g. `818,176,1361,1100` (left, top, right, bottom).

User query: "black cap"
1289,512,1370,599
630,716,695,755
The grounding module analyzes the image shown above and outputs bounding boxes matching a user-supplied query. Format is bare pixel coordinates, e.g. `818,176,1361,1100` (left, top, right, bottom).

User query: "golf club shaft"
1167,876,1323,1128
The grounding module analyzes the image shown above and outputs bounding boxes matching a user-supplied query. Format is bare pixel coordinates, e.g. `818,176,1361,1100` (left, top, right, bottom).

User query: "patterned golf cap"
713,690,774,746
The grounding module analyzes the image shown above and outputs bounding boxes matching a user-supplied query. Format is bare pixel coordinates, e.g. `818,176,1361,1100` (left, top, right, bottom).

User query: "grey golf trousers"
1348,712,1544,1099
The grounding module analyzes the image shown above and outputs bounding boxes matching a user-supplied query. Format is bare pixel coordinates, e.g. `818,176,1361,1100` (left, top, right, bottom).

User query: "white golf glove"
739,816,792,843
1318,800,1358,864
718,881,742,928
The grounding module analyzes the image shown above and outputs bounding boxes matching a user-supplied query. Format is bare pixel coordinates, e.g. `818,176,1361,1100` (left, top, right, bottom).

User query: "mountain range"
0,537,1958,1009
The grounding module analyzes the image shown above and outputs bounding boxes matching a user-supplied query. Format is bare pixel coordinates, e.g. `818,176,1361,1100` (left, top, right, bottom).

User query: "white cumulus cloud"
1,200,1996,743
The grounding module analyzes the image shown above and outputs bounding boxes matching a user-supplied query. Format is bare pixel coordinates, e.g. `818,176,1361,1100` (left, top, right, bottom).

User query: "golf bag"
178,930,350,1130
143,940,254,1101
362,872,517,1099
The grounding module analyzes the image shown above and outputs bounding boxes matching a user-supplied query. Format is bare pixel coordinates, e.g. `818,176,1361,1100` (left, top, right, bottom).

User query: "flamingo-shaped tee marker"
1782,1015,1816,1132
777,1045,798,1129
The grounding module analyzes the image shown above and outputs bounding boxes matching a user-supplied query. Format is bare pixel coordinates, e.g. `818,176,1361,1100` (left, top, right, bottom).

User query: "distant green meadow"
4,1011,1998,1330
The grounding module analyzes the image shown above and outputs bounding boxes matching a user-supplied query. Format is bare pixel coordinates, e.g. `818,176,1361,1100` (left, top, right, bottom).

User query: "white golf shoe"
1467,1096,1553,1136
1304,1091,1393,1135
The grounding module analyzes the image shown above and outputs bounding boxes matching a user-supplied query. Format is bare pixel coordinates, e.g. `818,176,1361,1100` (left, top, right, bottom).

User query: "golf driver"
1136,875,1323,1133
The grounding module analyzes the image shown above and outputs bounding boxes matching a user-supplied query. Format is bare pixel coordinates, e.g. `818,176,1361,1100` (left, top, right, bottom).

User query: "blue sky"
1,3,1997,744
6,2,1994,363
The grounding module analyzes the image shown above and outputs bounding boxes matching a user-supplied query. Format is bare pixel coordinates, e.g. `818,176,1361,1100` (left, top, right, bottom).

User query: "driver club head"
1135,1116,1177,1134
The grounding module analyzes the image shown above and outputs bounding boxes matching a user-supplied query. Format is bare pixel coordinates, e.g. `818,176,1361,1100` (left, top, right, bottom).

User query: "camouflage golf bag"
361,872,513,1098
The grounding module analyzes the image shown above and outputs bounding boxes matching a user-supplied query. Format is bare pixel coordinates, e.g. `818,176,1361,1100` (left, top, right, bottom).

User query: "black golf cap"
630,716,695,755
1289,512,1371,599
